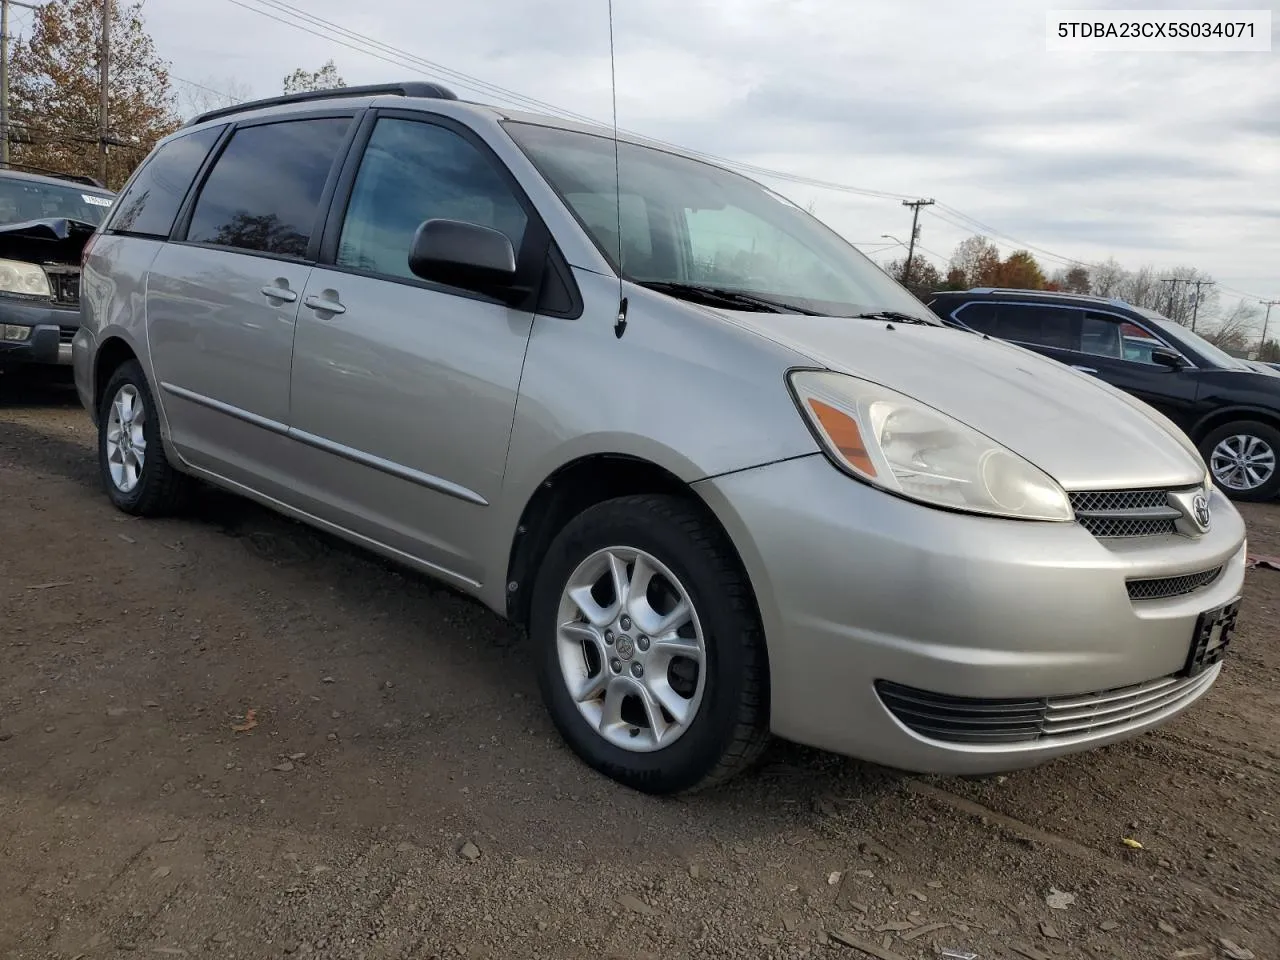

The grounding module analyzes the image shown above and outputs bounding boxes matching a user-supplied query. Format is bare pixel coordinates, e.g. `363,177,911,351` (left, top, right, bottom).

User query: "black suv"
926,287,1280,502
0,169,114,377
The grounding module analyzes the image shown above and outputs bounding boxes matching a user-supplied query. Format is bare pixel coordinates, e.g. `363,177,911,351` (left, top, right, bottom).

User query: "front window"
1141,312,1247,370
504,121,936,321
0,176,113,227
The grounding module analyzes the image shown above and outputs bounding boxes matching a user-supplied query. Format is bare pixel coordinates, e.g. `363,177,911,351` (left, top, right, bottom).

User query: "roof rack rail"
966,287,1129,307
185,81,458,128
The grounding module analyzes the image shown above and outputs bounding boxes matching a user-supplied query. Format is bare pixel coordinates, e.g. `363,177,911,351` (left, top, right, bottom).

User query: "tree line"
4,0,343,191
883,237,1273,360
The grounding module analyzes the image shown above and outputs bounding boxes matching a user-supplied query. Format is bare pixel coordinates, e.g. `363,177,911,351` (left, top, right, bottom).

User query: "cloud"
147,0,1279,303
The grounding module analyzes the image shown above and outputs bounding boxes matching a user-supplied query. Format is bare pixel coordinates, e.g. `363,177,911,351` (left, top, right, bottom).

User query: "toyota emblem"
1191,492,1211,532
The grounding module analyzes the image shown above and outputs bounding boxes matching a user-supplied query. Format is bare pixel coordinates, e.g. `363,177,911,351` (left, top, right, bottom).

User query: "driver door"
284,112,546,587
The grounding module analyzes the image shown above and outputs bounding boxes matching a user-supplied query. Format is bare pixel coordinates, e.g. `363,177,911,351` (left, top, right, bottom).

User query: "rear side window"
186,117,351,259
106,125,223,238
954,302,1080,351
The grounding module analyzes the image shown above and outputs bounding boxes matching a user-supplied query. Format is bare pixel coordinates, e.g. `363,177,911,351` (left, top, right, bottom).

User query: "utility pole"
900,198,934,286
1159,277,1183,317
1260,300,1280,356
1188,279,1214,333
97,0,110,185
1,0,41,170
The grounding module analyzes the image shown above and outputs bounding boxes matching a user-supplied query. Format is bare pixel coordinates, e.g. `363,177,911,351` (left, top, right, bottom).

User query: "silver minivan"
74,83,1247,794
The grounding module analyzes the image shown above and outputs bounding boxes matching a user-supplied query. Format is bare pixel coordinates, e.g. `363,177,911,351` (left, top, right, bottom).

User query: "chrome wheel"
555,546,707,753
1210,433,1276,492
105,384,147,493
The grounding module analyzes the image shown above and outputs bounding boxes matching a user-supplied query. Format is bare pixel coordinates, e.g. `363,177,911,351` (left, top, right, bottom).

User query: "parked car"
927,288,1280,502
74,83,1246,794
0,169,114,377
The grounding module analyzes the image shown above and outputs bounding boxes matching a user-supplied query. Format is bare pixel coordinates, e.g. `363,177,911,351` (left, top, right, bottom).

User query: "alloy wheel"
1210,433,1276,492
105,383,147,493
555,546,707,753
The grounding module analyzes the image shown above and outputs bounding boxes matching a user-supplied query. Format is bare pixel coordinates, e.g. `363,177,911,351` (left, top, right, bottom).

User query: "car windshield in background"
504,121,938,322
0,177,114,227
1140,312,1250,370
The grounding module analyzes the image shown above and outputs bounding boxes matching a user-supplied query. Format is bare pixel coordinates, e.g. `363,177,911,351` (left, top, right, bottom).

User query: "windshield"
504,121,937,321
0,176,114,227
1140,312,1249,370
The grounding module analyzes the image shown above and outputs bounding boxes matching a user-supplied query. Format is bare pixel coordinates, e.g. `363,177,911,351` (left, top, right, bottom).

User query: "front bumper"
694,454,1248,775
0,298,79,368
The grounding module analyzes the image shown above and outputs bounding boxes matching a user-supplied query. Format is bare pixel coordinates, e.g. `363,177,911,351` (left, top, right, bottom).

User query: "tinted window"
952,301,1000,334
337,118,527,280
1080,312,1126,359
187,118,350,258
107,126,223,238
998,304,1079,350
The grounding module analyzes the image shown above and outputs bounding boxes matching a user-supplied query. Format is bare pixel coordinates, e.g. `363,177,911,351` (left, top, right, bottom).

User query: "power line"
220,0,917,202
212,0,1277,308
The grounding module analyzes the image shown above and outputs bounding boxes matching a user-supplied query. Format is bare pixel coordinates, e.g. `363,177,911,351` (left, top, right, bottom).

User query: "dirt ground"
1,373,1277,960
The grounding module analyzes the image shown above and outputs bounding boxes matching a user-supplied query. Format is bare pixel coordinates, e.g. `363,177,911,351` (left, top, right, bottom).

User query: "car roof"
0,167,113,195
181,81,701,157
929,287,1141,312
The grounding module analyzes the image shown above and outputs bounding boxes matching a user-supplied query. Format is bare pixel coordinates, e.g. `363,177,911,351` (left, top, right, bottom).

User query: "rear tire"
98,360,191,516
531,494,770,794
1198,420,1280,502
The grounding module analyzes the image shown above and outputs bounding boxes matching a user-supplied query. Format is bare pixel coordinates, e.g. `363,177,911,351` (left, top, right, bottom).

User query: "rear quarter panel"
80,233,167,407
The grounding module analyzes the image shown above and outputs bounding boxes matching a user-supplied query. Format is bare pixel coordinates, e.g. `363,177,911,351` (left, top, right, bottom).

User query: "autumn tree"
948,235,1001,288
1047,265,1091,294
283,60,345,94
884,254,942,299
990,250,1046,289
8,0,180,189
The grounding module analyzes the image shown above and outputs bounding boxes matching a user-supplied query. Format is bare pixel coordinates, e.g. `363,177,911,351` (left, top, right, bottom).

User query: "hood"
0,217,98,265
715,311,1206,491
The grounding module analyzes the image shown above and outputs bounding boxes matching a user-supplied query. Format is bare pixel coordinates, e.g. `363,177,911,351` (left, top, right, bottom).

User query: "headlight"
789,370,1073,522
0,258,51,297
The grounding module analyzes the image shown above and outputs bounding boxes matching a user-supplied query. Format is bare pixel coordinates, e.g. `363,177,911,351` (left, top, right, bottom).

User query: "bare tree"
1204,300,1261,353
176,75,253,120
1088,257,1126,297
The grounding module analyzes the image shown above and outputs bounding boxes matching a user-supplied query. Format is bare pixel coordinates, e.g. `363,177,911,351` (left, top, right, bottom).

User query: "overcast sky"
135,0,1278,320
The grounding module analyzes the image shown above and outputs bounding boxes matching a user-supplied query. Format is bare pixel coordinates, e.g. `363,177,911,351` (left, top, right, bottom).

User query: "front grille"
1127,566,1222,602
58,327,76,344
878,669,1219,745
1069,488,1182,538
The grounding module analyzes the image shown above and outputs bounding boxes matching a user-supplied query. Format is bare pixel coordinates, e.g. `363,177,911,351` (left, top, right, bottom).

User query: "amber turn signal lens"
807,397,877,478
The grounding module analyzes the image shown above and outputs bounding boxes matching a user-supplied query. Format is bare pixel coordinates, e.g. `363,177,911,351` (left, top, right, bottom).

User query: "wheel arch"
503,454,770,668
1189,405,1280,444
93,335,141,419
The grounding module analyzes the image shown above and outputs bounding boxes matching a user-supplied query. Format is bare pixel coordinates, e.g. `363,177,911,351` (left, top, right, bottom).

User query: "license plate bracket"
1181,597,1240,677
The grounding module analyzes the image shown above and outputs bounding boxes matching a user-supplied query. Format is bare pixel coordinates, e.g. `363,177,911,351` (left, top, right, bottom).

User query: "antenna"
607,0,628,338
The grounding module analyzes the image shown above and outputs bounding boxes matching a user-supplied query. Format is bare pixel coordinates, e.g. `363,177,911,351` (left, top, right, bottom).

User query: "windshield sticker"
82,194,113,207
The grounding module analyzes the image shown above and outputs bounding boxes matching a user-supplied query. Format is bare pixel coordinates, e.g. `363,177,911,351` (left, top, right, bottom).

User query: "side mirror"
1151,347,1187,370
407,219,524,303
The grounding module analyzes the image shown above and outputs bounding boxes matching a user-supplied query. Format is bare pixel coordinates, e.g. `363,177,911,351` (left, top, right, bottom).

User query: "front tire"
97,360,190,516
1198,420,1280,502
531,494,770,794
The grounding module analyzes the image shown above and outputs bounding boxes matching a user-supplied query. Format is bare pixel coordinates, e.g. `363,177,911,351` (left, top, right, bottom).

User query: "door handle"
1071,365,1099,374
303,294,346,315
261,283,297,303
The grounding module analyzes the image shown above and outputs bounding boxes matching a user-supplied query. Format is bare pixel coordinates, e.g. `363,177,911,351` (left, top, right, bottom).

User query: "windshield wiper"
847,310,937,326
639,281,820,315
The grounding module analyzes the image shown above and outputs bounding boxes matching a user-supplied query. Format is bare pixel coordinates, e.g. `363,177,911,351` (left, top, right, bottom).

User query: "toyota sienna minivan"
74,82,1247,794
